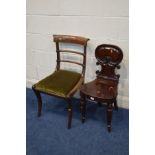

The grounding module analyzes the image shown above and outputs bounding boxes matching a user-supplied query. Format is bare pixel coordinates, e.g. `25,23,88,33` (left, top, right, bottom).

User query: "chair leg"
67,98,72,129
107,102,113,132
80,92,86,123
32,87,42,117
114,98,118,111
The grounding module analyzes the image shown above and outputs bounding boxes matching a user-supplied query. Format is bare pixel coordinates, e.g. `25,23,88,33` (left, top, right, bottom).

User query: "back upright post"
56,42,60,71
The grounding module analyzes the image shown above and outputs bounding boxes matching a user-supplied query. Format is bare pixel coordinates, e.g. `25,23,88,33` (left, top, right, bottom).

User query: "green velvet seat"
33,70,81,97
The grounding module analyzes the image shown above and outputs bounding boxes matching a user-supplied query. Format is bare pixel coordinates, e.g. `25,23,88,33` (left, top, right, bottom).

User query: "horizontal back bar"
58,50,84,56
53,35,89,45
57,60,84,67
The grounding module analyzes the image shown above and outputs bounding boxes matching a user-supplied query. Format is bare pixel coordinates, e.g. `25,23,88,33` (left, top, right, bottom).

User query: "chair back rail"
53,35,89,79
58,50,84,56
53,35,89,45
57,60,84,67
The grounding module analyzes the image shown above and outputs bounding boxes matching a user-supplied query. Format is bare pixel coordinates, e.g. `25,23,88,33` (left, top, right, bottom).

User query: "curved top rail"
53,35,89,45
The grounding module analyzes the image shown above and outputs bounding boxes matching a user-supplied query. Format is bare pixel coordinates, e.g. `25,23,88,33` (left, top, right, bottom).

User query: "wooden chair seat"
80,79,117,100
33,70,81,97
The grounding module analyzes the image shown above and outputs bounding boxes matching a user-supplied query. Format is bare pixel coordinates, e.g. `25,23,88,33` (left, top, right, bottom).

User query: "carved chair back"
53,35,89,78
95,44,123,84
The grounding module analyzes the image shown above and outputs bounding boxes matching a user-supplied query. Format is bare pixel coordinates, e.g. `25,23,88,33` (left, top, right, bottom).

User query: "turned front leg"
107,102,113,132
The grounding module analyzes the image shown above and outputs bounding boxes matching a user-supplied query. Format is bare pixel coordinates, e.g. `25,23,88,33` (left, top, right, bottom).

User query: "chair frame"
32,35,89,129
79,44,123,132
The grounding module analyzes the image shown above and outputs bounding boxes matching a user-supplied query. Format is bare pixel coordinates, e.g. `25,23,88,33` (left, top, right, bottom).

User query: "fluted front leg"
107,102,113,132
80,92,86,123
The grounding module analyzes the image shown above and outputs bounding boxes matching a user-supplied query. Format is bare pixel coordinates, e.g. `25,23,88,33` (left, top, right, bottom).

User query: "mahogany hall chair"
80,44,123,132
32,35,89,129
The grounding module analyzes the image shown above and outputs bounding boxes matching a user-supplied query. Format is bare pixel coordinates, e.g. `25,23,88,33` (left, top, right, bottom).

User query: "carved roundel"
95,44,123,65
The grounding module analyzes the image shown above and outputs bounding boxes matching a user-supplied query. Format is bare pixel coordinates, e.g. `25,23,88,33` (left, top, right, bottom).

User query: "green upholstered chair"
32,35,89,129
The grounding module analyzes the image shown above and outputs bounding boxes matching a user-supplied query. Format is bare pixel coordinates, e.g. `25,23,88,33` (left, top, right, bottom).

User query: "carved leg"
32,87,42,117
114,98,118,111
80,92,86,123
67,98,72,129
107,102,113,132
